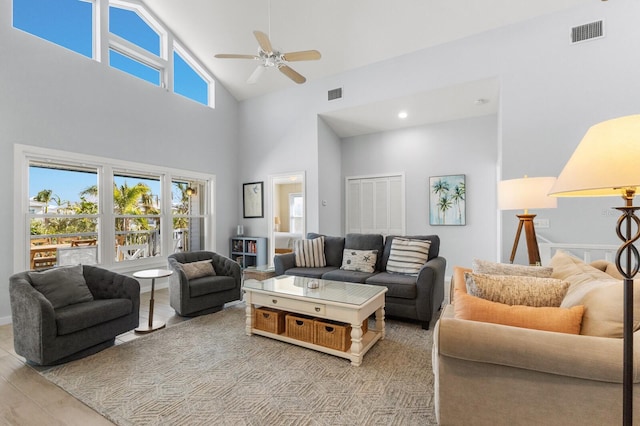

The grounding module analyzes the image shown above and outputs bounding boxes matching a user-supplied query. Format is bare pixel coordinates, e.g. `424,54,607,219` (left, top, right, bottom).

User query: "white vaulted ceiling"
145,0,586,102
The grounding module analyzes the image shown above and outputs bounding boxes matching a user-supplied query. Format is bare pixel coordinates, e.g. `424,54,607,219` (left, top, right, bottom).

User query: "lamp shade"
274,216,281,225
549,115,640,197
498,176,558,211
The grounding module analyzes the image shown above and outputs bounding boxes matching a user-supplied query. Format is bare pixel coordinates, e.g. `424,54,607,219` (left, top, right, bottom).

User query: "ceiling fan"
215,30,321,85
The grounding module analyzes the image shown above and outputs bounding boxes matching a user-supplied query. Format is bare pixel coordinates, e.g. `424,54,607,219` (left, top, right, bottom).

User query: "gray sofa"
167,251,242,317
9,265,140,366
274,233,446,329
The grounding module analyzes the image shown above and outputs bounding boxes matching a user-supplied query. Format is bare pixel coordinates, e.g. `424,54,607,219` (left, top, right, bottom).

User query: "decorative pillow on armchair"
182,259,216,280
28,265,94,309
341,249,377,273
294,236,326,268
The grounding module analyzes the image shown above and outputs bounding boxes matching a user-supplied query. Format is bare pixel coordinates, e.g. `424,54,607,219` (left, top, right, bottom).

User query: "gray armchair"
9,265,140,366
167,251,241,317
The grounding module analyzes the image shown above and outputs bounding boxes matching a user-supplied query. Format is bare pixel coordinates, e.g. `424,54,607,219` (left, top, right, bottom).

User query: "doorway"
268,171,305,266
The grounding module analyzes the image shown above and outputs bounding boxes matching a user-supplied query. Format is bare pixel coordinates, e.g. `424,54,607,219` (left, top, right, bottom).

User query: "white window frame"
13,144,216,274
92,0,214,106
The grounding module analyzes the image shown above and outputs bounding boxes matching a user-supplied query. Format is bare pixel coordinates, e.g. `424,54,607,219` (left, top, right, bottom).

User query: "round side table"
134,269,173,333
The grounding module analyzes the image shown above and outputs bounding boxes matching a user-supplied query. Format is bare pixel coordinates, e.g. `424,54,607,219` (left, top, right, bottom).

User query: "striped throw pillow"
386,237,431,275
294,236,327,267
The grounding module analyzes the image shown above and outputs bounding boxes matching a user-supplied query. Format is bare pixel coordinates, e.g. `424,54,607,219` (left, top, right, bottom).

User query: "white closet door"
345,174,405,236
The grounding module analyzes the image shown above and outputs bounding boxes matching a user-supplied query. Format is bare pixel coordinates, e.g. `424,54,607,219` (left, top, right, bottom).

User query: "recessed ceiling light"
398,111,408,119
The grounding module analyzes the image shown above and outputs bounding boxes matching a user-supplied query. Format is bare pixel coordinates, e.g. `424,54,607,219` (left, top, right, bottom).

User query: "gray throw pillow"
182,259,216,279
28,265,94,309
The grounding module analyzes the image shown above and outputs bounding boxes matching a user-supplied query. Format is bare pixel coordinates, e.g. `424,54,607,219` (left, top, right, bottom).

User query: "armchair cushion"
28,265,93,309
182,259,216,280
56,299,133,335
189,275,237,298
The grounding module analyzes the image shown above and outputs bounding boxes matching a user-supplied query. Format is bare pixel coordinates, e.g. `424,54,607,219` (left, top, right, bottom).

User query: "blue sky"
29,167,162,205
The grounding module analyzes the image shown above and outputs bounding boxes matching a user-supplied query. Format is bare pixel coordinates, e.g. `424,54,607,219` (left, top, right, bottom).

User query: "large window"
17,145,215,271
12,0,214,107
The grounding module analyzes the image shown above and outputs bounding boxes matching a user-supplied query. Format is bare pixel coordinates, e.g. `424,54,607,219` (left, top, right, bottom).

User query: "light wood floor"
0,288,188,425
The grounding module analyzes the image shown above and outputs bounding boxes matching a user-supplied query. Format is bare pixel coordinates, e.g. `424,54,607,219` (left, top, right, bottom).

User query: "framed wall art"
429,174,466,226
243,181,264,218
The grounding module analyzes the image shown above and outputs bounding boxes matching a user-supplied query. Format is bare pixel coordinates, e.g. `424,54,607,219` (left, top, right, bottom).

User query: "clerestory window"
12,0,213,107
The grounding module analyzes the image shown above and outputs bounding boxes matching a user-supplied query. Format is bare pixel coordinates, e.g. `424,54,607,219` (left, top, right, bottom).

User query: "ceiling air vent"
328,87,343,101
571,20,604,44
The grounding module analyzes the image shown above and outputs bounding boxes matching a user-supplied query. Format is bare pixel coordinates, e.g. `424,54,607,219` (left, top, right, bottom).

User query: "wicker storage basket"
254,307,286,334
285,313,315,343
314,319,352,352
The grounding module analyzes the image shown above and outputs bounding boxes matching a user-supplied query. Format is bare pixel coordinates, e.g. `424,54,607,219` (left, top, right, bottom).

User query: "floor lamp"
549,114,640,426
498,176,558,265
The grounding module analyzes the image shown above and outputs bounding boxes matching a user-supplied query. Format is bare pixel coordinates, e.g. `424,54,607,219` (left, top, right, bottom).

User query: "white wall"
342,116,498,275
0,0,240,322
317,117,343,236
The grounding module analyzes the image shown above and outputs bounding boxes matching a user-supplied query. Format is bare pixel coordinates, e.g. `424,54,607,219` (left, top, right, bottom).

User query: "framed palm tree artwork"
429,175,466,225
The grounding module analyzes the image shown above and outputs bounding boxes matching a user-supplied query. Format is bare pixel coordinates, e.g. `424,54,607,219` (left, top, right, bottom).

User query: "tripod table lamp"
498,176,557,265
549,114,640,426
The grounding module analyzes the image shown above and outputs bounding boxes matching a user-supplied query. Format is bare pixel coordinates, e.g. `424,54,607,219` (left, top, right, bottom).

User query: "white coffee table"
243,275,387,366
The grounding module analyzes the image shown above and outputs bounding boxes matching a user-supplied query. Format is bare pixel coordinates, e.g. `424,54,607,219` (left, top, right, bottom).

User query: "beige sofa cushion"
580,282,640,337
464,272,569,307
550,250,618,308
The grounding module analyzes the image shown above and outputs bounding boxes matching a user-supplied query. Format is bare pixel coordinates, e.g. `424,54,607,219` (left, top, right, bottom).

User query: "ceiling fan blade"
247,65,266,84
215,54,260,60
253,30,273,54
279,65,306,84
282,50,321,62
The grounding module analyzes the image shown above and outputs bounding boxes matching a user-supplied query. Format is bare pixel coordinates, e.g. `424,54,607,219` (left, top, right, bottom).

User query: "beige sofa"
433,256,640,425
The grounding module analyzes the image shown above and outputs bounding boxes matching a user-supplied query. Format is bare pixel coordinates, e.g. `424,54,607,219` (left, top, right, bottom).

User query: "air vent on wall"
571,20,604,44
328,87,343,101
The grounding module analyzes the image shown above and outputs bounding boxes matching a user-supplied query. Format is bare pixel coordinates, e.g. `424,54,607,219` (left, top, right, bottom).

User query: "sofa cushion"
550,251,617,308
472,258,553,278
464,272,569,307
345,234,384,270
55,298,132,336
579,282,640,337
182,259,216,280
294,236,327,267
341,249,378,273
454,290,584,334
284,266,338,279
307,233,345,267
322,269,377,284
381,235,440,271
28,265,94,309
386,237,431,275
365,272,417,299
189,275,237,298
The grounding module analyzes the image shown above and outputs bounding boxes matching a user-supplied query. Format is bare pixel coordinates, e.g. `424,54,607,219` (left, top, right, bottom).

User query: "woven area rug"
39,302,437,425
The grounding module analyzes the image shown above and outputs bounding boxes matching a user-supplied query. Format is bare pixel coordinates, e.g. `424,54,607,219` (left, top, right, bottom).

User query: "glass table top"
243,275,386,306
